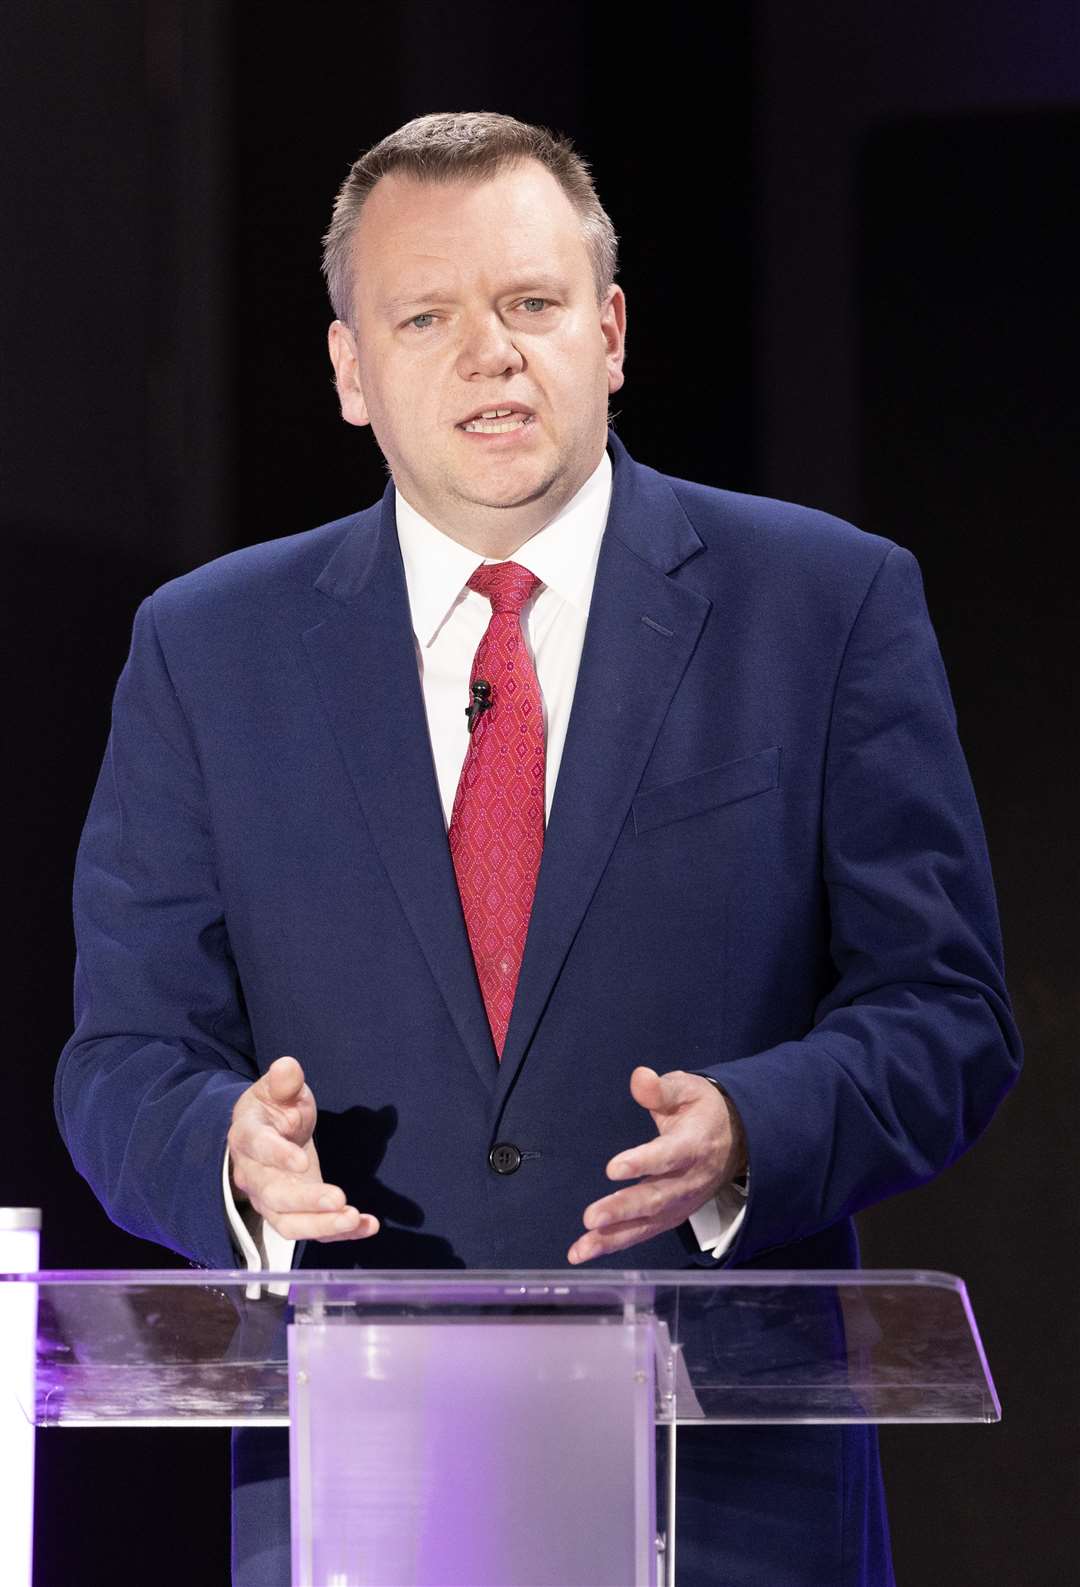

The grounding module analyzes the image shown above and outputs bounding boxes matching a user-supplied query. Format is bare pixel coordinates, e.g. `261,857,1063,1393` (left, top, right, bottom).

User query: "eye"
407,312,437,331
519,298,549,313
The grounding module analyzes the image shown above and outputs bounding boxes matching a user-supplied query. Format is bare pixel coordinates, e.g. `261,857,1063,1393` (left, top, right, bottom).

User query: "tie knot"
467,561,541,616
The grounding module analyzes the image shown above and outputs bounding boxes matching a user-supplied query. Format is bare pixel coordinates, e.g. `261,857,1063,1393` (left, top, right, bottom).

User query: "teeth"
462,414,530,434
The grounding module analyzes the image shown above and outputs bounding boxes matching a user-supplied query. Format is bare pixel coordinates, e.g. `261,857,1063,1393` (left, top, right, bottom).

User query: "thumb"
630,1065,698,1115
263,1054,307,1106
629,1065,664,1112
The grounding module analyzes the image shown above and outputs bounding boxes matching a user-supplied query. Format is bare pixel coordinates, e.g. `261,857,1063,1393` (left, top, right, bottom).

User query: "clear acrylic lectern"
1,1268,1000,1587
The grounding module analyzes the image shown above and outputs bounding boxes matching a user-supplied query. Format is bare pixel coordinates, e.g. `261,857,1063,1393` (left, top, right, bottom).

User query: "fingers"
235,1172,381,1243
241,1122,309,1175
582,1173,704,1239
586,1179,682,1228
607,1135,690,1183
567,1175,702,1266
272,1207,380,1244
239,1162,345,1217
235,1158,381,1243
229,1105,309,1176
568,1216,655,1266
567,1167,704,1265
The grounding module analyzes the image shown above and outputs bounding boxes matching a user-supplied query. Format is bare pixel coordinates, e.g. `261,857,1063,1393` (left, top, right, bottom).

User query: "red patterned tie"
448,562,545,1058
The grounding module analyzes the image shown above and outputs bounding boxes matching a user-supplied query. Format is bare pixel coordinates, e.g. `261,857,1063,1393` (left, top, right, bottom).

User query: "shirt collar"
395,449,613,648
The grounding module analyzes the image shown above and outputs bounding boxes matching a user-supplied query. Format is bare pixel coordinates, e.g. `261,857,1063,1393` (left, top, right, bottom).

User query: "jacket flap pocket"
633,746,780,836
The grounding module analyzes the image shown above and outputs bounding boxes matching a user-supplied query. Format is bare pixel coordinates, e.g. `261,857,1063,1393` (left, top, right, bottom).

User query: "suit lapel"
302,486,499,1092
495,434,712,1102
300,440,712,1106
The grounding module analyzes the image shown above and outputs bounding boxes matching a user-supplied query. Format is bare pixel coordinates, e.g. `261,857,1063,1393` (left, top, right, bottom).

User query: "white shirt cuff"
222,1146,296,1297
687,1174,749,1260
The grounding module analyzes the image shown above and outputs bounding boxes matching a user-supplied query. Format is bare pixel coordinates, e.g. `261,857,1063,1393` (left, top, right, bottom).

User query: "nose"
455,311,525,381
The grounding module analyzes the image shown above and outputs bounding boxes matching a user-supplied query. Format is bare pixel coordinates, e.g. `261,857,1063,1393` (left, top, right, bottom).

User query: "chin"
484,481,559,512
459,465,561,512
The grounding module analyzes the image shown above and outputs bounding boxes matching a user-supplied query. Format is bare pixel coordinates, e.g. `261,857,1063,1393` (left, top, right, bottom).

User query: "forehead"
350,161,592,294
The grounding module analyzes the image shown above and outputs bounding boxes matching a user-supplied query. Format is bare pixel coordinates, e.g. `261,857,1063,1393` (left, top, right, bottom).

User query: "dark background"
3,2,1077,1582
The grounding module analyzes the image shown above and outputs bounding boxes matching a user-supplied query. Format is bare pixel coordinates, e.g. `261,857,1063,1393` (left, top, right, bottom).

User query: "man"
56,112,1021,1586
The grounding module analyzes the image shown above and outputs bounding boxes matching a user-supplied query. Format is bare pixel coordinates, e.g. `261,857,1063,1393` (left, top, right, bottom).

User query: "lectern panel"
289,1315,657,1587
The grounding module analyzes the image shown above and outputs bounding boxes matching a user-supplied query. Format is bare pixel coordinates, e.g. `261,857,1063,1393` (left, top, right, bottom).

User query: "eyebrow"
381,289,453,314
381,276,570,315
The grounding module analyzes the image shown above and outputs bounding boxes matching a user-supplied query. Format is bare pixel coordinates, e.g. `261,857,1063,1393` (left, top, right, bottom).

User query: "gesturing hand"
567,1066,747,1265
228,1055,380,1244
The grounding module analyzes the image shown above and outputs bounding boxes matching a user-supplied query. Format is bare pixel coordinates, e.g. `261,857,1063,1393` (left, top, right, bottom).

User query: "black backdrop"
3,3,1077,1583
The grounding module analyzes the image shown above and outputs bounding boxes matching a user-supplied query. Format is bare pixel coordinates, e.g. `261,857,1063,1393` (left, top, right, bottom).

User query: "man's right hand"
228,1055,380,1243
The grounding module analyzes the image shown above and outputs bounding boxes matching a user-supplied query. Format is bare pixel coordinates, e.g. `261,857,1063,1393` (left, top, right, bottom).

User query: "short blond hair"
322,111,619,325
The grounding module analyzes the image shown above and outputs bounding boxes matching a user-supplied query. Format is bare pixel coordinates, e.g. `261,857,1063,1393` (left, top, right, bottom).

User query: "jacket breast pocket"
632,745,781,836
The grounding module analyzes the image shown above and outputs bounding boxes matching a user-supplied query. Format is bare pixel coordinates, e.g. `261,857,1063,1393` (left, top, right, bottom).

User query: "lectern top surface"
3,1265,968,1288
0,1268,999,1430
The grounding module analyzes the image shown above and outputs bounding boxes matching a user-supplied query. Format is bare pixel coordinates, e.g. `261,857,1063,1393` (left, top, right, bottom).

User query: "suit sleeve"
704,544,1022,1264
55,594,256,1267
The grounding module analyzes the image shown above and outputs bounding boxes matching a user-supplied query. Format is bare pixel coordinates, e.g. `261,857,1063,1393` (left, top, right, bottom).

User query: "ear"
327,320,371,428
601,285,627,396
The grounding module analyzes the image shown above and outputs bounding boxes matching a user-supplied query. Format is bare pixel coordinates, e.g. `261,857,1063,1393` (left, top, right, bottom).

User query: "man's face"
328,160,626,542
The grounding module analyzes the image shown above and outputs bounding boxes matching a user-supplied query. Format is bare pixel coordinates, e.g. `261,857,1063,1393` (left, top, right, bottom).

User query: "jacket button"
488,1142,523,1175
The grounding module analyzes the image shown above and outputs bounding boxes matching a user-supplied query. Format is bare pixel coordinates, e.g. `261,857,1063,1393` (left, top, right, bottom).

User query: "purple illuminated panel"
289,1314,656,1587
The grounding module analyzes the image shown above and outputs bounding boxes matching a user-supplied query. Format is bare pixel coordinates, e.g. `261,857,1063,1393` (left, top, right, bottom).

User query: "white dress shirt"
227,449,746,1271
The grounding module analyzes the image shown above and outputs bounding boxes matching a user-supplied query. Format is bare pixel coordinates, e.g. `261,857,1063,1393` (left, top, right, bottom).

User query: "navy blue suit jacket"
57,431,1021,1583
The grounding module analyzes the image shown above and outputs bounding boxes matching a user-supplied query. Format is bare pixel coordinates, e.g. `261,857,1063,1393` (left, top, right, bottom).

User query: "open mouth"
457,407,535,435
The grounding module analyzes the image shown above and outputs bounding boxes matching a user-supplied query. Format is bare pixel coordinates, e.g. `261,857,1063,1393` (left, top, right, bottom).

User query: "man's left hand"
567,1066,747,1265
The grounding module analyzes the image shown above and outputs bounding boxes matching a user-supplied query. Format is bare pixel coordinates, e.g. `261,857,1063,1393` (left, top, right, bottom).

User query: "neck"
435,513,547,561
396,441,606,559
409,491,567,561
